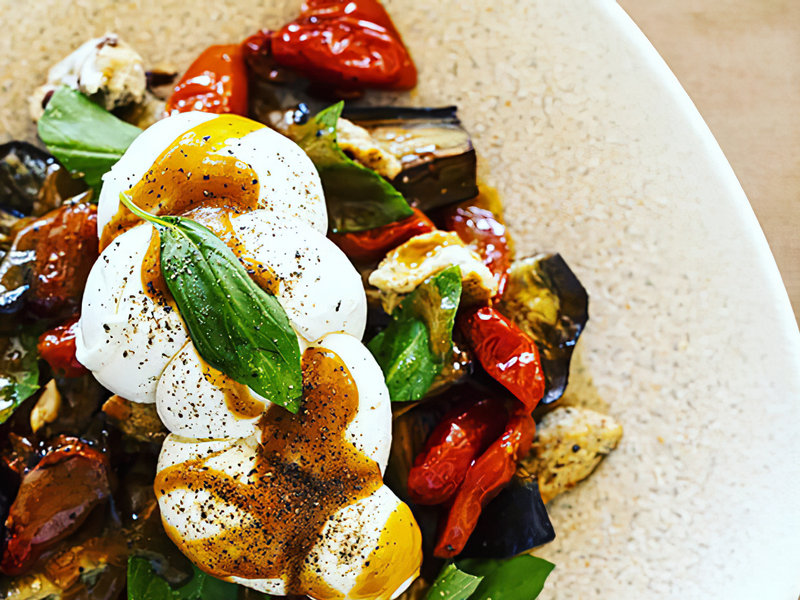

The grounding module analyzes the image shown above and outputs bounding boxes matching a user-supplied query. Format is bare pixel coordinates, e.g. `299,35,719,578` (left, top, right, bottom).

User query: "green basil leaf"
427,563,484,600
457,555,555,600
0,332,40,424
120,195,302,412
127,556,237,600
288,101,413,233
368,266,461,402
38,87,141,191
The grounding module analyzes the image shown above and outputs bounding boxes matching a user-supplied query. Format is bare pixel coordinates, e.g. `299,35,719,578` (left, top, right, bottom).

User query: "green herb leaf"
38,87,141,191
120,194,302,412
368,266,461,402
457,555,555,600
127,556,238,600
427,563,484,600
288,101,413,233
0,332,40,425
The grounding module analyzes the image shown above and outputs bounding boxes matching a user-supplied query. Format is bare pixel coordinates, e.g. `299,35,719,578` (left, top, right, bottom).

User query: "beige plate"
2,0,799,598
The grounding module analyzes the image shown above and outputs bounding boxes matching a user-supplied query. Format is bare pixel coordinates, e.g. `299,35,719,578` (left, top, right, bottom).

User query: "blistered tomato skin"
407,397,507,505
458,306,545,411
330,208,436,263
28,202,99,319
37,317,88,378
165,44,249,116
0,438,110,576
443,205,510,297
433,412,535,558
271,0,417,91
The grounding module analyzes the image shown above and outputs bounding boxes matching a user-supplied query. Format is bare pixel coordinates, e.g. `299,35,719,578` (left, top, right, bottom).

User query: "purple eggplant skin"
458,473,555,559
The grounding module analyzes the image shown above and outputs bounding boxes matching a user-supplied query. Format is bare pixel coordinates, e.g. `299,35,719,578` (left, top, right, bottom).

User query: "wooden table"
618,0,800,323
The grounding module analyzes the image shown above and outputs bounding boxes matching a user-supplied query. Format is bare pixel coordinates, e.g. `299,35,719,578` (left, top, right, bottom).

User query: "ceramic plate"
1,0,798,597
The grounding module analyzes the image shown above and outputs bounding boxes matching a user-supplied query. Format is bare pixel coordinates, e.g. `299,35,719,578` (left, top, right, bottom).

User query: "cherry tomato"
0,437,109,575
271,0,417,91
330,208,435,262
37,317,88,378
433,411,535,558
443,205,510,297
407,397,507,505
458,306,545,411
165,44,249,116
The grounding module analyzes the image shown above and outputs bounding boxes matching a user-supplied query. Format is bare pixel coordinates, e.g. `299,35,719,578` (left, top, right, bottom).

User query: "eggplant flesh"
499,253,589,404
459,472,555,559
0,141,54,218
342,106,479,212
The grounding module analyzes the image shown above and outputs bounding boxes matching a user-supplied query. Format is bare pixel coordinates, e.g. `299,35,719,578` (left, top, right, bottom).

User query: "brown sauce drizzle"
155,348,383,596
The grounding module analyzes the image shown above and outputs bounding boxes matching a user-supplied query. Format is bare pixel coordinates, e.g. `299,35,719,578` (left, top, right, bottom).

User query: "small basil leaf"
288,101,413,233
127,556,237,600
368,266,461,402
457,555,555,600
38,87,141,191
427,562,483,600
120,195,302,412
0,331,40,425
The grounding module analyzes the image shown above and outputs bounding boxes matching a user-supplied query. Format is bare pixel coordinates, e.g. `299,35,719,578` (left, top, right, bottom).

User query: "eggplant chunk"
498,253,589,404
343,106,479,211
523,406,622,503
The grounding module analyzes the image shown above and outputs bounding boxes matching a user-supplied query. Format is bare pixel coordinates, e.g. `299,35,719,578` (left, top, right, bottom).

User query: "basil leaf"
427,563,483,600
127,556,237,600
38,87,141,190
288,101,413,233
368,266,461,402
0,332,40,424
121,195,302,413
457,555,555,600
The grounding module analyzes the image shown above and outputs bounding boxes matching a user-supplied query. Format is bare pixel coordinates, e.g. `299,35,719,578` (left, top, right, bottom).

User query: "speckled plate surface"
2,0,799,598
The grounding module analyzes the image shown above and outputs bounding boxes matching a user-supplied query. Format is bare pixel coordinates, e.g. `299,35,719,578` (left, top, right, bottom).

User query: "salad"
0,1,622,599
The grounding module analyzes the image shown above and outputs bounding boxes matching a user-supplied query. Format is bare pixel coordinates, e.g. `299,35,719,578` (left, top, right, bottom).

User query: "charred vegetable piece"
102,395,167,443
433,412,535,558
498,254,589,404
459,472,555,559
342,106,478,212
457,306,545,412
442,205,510,297
408,397,507,505
37,317,88,378
330,207,436,263
28,202,99,319
0,332,40,426
165,44,249,117
0,142,54,218
368,266,461,402
271,0,417,91
288,102,413,232
0,437,110,575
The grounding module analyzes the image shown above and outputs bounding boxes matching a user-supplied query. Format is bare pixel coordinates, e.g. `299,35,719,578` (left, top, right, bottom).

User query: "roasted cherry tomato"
330,208,435,262
0,437,109,575
165,44,249,116
408,397,507,505
271,0,417,91
443,205,510,297
28,203,98,319
37,317,88,378
458,306,545,411
433,411,535,558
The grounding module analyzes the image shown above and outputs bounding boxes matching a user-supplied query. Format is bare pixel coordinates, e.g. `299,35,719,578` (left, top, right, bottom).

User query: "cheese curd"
76,112,421,600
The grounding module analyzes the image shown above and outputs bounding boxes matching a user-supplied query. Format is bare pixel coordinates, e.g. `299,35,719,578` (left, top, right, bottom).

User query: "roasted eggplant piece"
342,106,478,212
459,471,555,559
498,253,589,404
0,142,54,218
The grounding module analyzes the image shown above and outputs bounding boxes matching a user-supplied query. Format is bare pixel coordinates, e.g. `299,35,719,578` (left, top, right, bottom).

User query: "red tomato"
37,317,88,378
330,208,435,262
271,0,417,91
165,44,249,116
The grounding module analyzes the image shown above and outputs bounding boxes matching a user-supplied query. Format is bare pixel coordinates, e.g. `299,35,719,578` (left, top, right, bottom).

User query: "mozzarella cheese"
76,112,421,600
